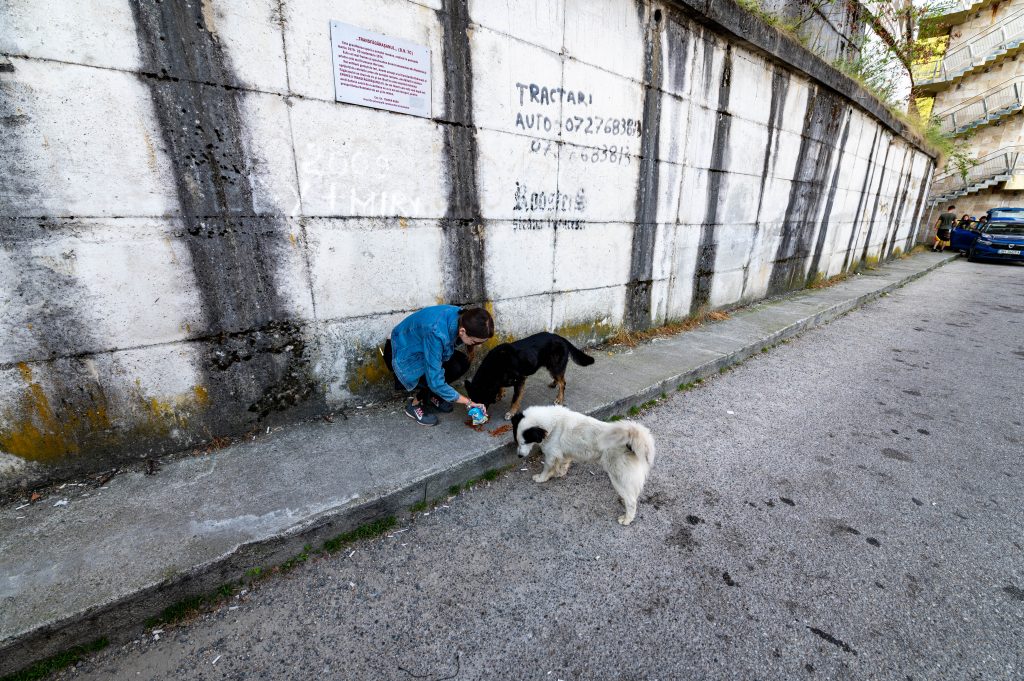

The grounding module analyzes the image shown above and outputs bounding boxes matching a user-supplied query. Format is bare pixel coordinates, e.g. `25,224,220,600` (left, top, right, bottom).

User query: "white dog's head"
510,410,547,457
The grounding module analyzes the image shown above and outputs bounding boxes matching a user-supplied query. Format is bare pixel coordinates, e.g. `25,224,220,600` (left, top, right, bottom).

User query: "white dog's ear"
522,426,547,444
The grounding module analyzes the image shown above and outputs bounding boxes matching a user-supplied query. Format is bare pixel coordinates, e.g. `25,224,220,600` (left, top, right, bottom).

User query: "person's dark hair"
459,307,494,340
948,205,956,210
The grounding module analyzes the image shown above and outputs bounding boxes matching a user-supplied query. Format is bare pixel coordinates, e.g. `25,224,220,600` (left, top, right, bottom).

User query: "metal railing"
935,78,1024,135
929,145,1024,201
914,8,1024,85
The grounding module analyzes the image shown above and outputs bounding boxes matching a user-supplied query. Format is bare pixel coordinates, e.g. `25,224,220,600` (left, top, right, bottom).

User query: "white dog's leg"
532,454,559,483
555,458,572,478
610,472,641,526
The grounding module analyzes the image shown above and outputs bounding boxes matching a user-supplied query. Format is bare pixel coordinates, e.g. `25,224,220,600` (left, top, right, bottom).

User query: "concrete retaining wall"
0,0,935,493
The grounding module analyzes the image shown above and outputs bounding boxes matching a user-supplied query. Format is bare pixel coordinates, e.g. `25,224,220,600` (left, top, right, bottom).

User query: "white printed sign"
330,21,432,118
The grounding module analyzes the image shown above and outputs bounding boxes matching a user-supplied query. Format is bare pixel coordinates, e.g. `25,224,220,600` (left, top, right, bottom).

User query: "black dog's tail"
567,340,595,366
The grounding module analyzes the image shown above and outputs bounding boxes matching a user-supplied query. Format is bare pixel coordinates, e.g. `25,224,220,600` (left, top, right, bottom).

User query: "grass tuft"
605,309,730,348
323,516,397,554
0,639,109,681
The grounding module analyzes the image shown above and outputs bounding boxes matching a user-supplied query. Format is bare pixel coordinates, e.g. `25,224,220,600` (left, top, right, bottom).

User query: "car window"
985,222,1024,235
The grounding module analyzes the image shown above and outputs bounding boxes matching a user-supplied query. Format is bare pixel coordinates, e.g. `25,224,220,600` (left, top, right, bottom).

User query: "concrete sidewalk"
0,252,956,676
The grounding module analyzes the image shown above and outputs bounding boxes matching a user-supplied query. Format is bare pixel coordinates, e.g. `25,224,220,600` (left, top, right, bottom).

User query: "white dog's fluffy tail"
604,421,655,465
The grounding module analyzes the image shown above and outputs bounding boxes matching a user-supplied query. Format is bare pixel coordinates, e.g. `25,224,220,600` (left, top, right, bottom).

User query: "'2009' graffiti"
513,182,587,213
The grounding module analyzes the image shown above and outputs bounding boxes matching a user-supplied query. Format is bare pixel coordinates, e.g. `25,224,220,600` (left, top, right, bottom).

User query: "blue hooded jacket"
389,305,461,403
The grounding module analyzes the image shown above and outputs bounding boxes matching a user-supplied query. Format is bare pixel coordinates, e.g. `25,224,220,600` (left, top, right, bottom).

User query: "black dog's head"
465,344,519,406
510,411,547,457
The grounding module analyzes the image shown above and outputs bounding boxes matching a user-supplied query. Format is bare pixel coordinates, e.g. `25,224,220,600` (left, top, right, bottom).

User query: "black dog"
466,332,595,419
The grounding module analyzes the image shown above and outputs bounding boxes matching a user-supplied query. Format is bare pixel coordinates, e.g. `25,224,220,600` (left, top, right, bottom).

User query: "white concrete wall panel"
483,221,556,300
203,0,290,93
724,117,769,177
0,0,141,72
0,58,177,218
563,0,645,82
727,51,774,127
557,141,640,223
550,285,626,334
289,99,447,218
476,129,560,221
552,223,632,291
305,218,444,321
657,94,692,164
468,0,565,55
237,92,302,216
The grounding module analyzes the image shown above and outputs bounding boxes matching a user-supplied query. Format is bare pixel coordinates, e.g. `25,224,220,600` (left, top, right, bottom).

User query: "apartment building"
918,0,1024,216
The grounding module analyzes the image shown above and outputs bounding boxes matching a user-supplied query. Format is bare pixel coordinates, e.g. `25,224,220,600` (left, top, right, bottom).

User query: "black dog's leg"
506,380,527,420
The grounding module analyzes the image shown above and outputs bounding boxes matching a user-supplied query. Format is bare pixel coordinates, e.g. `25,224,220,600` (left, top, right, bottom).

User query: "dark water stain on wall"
0,220,114,463
858,139,893,264
741,66,789,297
625,6,665,332
129,0,316,425
806,110,851,279
766,85,845,295
904,162,932,253
842,127,880,271
882,149,913,258
437,0,485,306
690,42,732,314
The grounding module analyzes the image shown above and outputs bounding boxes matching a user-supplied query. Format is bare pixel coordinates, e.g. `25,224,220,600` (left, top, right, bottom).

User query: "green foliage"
627,405,640,416
607,414,624,422
145,582,240,628
482,469,499,481
0,639,109,681
322,516,397,554
448,484,461,496
409,500,429,514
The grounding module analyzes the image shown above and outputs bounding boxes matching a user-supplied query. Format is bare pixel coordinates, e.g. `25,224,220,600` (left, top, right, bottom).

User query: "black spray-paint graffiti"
516,83,594,106
515,112,642,138
513,219,585,231
513,182,587,214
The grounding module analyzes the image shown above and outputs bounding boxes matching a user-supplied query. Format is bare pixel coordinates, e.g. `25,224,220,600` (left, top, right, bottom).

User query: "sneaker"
405,400,438,426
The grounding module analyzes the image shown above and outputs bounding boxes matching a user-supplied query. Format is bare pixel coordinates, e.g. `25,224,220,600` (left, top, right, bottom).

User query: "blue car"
949,208,1024,263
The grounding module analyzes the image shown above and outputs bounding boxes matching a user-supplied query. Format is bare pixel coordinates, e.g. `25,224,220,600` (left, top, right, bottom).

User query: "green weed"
0,638,109,681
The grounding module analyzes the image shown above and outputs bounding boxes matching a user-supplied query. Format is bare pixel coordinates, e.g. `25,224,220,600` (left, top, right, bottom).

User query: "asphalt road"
62,258,1024,680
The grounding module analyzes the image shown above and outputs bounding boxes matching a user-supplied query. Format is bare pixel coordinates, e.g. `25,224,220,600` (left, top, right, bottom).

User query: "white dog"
510,405,656,525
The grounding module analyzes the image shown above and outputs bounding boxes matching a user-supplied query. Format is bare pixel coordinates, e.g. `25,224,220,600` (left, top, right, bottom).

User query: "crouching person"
383,305,494,426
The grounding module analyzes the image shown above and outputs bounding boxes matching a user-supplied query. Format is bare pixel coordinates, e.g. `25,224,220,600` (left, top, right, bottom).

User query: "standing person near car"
382,305,494,426
932,205,957,252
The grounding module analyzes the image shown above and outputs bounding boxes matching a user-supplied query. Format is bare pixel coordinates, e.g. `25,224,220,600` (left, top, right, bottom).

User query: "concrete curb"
0,253,957,677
